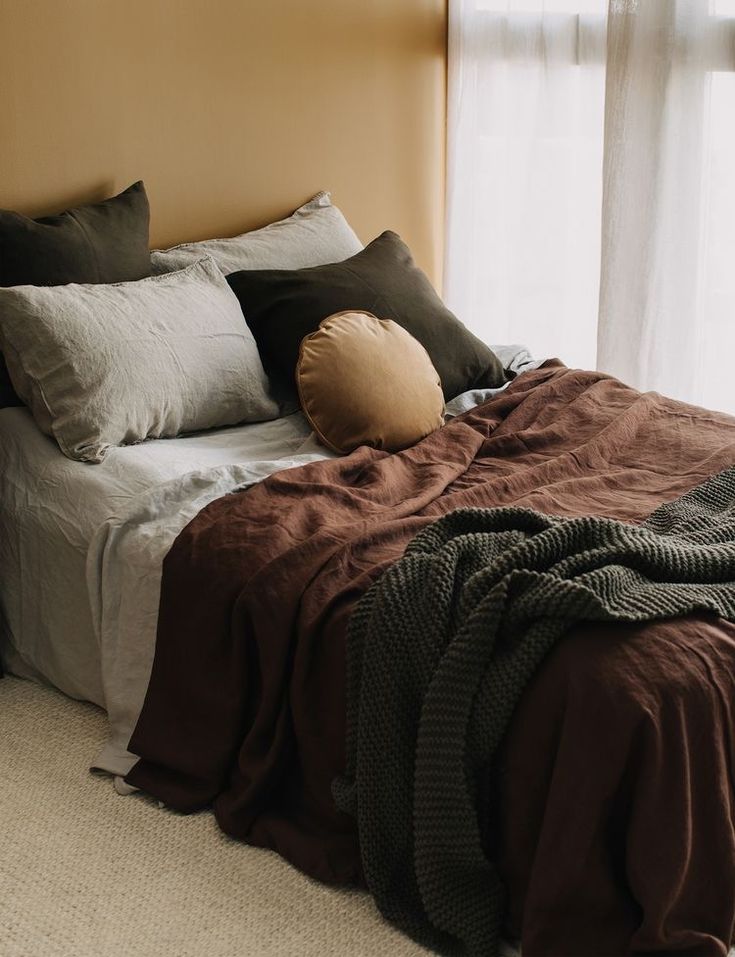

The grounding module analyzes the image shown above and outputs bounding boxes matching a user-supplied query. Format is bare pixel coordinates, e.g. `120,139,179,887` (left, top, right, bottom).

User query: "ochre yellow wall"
0,0,446,281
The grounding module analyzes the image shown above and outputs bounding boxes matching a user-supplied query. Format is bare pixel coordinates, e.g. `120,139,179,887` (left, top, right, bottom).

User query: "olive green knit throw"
333,466,735,957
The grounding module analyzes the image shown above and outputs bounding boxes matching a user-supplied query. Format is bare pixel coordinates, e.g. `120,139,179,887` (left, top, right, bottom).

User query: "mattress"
0,406,332,704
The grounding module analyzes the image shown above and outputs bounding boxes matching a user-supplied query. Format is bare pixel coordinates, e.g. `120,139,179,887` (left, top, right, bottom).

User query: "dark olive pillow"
0,181,151,407
226,230,507,401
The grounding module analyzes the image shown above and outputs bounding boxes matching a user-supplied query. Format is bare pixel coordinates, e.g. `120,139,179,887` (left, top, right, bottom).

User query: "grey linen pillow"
0,257,279,463
150,191,362,276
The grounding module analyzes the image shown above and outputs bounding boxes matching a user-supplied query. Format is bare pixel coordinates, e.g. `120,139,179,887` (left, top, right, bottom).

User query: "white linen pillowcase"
150,191,363,276
0,257,280,463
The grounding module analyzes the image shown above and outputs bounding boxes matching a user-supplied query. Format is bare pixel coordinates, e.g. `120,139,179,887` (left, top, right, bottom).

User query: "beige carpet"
0,675,432,957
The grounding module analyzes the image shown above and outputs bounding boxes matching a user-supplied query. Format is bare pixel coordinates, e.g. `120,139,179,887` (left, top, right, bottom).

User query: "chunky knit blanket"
333,466,735,957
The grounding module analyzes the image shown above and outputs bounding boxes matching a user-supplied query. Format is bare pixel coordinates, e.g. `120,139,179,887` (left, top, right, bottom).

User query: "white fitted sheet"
0,407,328,704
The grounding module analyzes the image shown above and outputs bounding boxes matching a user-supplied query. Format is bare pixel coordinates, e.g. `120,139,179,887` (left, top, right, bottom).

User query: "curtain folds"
446,0,735,413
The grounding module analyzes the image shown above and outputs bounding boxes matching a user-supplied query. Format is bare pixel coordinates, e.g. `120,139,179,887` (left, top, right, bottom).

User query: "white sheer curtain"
445,0,735,413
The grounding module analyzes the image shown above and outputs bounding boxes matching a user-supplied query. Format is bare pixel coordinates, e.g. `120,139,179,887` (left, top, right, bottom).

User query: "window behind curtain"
446,0,735,414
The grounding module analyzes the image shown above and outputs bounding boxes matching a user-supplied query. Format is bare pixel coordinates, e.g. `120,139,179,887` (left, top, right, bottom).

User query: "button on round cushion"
296,310,445,454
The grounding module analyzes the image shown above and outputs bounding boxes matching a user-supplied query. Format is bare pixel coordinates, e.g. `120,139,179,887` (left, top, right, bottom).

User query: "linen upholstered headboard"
0,0,446,283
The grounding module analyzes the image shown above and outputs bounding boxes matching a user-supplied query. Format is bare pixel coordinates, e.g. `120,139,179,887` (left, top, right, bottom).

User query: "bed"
3,359,735,955
1,186,734,957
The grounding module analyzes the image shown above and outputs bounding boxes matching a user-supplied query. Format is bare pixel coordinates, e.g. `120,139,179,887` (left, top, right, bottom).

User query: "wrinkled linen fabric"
0,409,329,708
90,374,521,775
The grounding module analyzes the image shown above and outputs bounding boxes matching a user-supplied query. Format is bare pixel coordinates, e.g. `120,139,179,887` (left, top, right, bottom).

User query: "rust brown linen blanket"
126,363,735,956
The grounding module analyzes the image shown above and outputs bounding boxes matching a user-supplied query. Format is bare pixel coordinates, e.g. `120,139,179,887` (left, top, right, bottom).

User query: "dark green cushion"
226,231,507,401
0,181,151,407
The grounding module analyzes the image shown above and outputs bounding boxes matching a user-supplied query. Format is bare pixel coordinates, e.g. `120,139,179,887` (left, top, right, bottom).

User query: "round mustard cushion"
296,310,445,454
